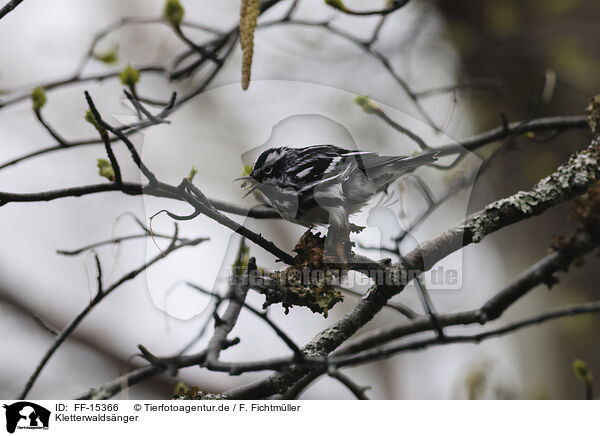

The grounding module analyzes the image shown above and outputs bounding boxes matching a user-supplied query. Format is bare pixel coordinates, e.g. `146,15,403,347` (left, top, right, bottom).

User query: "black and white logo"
3,402,50,433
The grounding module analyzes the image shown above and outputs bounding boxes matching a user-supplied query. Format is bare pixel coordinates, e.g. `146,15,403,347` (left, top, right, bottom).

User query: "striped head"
249,147,292,187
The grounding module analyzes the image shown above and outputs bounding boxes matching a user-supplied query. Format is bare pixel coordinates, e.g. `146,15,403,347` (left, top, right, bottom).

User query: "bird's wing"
290,146,437,190
288,145,350,187
343,150,438,174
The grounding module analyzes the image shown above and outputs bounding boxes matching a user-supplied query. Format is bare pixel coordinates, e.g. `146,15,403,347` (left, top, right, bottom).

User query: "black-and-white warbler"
239,144,437,232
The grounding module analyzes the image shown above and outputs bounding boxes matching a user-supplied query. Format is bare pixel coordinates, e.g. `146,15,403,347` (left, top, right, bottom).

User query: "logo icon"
3,402,50,433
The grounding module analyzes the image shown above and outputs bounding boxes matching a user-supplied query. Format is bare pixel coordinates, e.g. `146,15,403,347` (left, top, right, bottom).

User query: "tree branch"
0,0,24,20
325,0,410,16
18,234,208,399
221,133,600,399
204,258,256,367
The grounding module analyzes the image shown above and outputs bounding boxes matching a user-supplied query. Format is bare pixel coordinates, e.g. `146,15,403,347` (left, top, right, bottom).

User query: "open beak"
234,175,261,198
242,182,261,198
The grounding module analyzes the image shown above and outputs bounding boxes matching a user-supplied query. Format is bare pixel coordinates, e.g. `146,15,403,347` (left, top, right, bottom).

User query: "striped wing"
287,145,436,188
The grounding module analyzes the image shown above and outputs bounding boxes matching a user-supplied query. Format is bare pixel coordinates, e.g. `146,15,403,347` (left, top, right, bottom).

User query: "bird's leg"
324,221,352,267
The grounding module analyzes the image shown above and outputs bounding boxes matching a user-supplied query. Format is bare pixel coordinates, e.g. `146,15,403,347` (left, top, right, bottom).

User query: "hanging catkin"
240,0,260,90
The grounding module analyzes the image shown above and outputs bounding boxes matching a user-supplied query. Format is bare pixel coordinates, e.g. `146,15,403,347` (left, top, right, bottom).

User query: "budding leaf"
119,64,140,88
573,359,592,382
354,94,380,114
324,0,347,11
239,164,253,188
97,158,115,181
84,110,106,135
174,382,189,397
163,0,185,26
186,166,198,181
93,44,119,65
84,110,95,125
242,164,253,177
31,86,47,112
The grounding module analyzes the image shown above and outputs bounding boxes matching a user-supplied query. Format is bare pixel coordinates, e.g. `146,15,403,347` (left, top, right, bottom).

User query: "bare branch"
0,0,24,20
221,134,600,399
18,235,208,399
205,258,256,367
325,0,410,17
330,301,600,369
329,370,370,400
186,282,304,359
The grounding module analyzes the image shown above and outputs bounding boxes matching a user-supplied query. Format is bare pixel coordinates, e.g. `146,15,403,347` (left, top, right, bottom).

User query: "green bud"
84,110,95,125
31,86,47,112
174,382,189,396
84,110,106,135
186,166,198,181
119,64,140,88
163,0,185,26
573,359,592,382
93,44,118,65
354,94,380,114
97,158,115,182
239,164,254,188
324,0,347,11
242,164,253,177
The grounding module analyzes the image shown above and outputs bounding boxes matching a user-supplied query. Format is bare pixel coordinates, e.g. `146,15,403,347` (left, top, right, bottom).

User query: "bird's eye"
264,166,273,175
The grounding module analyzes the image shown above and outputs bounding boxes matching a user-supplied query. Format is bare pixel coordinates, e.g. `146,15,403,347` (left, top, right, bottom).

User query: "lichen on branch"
258,231,344,317
464,95,600,244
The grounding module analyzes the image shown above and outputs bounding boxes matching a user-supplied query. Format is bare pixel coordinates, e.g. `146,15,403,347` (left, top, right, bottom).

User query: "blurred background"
0,0,598,399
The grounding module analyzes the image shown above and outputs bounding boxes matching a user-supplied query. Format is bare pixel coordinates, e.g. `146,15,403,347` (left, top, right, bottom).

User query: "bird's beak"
242,182,261,198
233,176,253,182
234,175,261,198
234,175,255,189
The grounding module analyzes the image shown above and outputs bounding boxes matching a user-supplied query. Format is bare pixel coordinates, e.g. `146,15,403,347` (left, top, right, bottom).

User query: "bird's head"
236,147,290,197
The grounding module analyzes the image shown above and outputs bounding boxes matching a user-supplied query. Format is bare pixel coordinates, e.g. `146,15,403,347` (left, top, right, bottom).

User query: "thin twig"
329,370,370,399
0,0,24,20
325,0,410,17
18,235,208,399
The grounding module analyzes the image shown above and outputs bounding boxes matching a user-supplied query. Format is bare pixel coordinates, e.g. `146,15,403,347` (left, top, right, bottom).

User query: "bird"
238,144,437,262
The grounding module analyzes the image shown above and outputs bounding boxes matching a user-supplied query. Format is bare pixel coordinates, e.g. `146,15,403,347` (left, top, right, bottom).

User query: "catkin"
240,0,260,90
